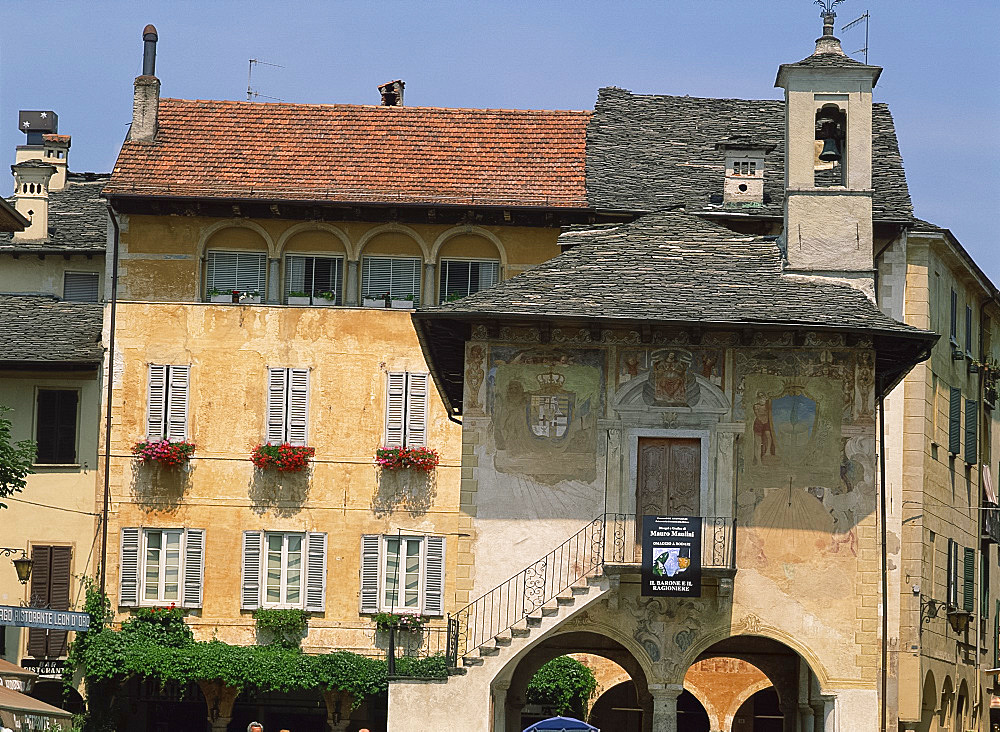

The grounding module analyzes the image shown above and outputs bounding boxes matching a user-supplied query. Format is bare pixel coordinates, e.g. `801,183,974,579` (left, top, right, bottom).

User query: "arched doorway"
732,688,782,732
30,679,84,715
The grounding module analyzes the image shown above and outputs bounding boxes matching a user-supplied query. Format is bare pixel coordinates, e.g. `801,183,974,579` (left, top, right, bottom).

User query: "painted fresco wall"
461,326,881,697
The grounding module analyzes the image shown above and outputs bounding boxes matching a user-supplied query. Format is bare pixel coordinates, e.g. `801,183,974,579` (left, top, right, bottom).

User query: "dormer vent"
715,136,776,209
379,80,405,107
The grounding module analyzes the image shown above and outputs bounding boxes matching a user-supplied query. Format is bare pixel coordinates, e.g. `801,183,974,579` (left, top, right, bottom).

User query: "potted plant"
363,292,388,308
287,290,311,306
375,446,440,472
372,611,430,633
391,294,415,309
312,290,337,306
209,288,233,304
250,443,316,472
132,439,196,467
239,290,262,304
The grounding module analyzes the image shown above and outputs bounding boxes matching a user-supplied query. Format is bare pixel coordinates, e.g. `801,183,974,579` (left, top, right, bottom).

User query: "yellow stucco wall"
102,303,463,652
0,255,104,300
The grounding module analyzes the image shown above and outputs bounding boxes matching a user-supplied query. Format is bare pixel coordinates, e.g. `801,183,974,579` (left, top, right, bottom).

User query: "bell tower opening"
814,103,846,187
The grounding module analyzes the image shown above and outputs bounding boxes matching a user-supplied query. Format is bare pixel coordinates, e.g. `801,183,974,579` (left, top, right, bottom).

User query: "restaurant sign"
641,515,702,597
0,606,89,632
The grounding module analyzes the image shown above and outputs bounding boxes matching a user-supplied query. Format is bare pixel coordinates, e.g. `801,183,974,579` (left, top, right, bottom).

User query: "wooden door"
636,438,701,518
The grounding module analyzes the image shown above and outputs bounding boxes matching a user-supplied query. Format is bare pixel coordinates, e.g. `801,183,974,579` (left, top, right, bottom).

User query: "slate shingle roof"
585,88,911,221
0,294,103,365
0,173,109,253
105,99,591,208
427,210,923,335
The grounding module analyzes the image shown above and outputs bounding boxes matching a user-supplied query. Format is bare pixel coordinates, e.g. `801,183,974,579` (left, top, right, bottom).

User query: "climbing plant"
253,607,310,649
0,406,35,509
526,656,598,719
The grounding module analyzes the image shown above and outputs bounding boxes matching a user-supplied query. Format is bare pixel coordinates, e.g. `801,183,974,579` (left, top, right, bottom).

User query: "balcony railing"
983,501,1000,545
443,513,735,665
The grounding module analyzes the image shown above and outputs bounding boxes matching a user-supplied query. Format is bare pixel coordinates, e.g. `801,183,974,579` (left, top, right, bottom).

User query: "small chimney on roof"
715,136,776,209
14,111,70,190
11,160,57,241
130,24,160,143
378,80,405,107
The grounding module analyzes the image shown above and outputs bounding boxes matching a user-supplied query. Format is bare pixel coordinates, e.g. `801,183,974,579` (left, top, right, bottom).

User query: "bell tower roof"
775,2,882,88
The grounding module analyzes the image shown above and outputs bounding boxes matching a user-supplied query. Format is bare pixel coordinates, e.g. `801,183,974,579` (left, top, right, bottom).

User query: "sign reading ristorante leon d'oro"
0,605,90,631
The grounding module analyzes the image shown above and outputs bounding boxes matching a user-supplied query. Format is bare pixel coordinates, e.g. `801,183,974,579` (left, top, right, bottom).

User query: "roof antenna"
841,11,870,64
246,58,285,102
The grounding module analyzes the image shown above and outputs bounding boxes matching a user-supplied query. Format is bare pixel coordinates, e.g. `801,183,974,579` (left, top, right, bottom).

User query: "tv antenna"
841,11,870,63
247,58,285,102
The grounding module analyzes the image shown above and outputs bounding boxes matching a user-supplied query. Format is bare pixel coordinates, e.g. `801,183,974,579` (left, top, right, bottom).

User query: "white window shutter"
360,535,381,614
287,369,310,447
119,527,140,607
266,368,288,444
423,535,445,616
304,532,327,612
405,373,429,447
146,365,167,440
182,528,205,608
384,373,405,448
241,531,263,610
166,365,190,442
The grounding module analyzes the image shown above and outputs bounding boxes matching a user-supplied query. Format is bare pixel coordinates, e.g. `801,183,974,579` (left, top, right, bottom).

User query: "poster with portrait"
641,515,701,597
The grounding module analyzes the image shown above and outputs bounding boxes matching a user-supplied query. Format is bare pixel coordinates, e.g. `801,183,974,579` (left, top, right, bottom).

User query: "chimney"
715,136,776,209
130,25,160,143
14,111,70,190
378,80,405,107
11,160,57,241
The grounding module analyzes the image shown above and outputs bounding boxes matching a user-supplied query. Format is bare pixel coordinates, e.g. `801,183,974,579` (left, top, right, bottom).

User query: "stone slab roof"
0,198,28,232
585,88,911,221
105,99,591,208
0,294,103,366
0,172,109,253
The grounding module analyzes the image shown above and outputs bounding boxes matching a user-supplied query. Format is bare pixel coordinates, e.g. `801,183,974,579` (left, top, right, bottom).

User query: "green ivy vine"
526,656,598,719
253,608,310,649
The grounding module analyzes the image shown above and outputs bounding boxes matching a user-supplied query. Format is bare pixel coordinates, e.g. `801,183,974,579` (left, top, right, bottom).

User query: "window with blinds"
119,527,205,608
266,368,310,446
285,254,344,303
359,534,445,615
384,372,428,448
241,530,326,611
205,251,267,298
361,256,421,300
35,389,78,464
147,365,190,441
63,272,99,302
439,259,499,303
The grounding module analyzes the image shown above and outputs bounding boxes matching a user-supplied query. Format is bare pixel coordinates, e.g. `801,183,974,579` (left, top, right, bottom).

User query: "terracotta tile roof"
42,133,72,143
105,99,590,208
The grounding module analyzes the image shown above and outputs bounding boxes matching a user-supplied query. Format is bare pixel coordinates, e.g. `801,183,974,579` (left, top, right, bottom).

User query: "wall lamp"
920,595,973,634
0,547,32,585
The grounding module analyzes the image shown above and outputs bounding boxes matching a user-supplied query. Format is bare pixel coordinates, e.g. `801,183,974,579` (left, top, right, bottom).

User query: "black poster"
641,515,702,597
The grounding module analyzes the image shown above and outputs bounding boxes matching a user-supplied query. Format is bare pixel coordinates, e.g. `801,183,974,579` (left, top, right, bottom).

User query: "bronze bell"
818,136,841,162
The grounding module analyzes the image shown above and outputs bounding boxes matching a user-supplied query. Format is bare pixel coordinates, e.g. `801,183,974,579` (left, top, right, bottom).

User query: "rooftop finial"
815,0,845,34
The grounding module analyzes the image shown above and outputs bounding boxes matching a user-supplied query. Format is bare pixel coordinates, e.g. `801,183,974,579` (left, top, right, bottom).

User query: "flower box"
363,297,386,308
375,446,440,472
210,294,233,303
239,295,262,304
287,296,311,306
312,294,337,307
251,443,316,472
373,611,430,632
391,299,414,309
133,439,195,467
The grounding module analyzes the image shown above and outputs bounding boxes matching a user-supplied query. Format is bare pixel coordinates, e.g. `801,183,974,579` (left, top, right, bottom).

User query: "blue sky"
2,0,997,282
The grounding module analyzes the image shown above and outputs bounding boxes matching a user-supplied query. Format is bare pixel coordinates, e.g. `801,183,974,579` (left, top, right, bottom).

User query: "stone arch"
920,670,937,729
355,223,429,260
682,678,723,732
613,373,730,416
197,219,276,260
939,675,954,727
275,222,355,259
722,676,773,732
430,225,509,270
956,678,970,729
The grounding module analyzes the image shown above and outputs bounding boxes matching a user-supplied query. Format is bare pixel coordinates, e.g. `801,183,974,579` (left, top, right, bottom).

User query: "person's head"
247,723,263,732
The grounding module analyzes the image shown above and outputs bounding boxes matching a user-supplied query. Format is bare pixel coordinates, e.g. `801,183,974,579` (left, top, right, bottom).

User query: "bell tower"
775,1,882,297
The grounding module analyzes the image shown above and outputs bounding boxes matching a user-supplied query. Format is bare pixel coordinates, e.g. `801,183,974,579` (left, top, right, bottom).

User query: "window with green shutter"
965,399,978,464
963,546,975,613
949,387,962,455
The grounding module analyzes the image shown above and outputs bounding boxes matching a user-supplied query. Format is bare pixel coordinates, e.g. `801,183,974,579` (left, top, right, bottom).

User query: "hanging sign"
641,515,701,597
0,606,89,632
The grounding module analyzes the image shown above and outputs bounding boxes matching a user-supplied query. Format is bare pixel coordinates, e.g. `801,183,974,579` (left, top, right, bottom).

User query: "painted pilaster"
267,258,280,303
649,684,683,732
423,261,437,306
491,680,509,732
346,259,359,305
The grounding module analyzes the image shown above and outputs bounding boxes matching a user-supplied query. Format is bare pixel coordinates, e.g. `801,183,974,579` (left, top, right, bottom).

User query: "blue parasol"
522,717,599,732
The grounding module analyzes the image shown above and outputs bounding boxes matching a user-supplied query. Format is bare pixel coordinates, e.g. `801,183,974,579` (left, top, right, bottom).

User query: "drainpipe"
99,204,121,598
878,380,888,732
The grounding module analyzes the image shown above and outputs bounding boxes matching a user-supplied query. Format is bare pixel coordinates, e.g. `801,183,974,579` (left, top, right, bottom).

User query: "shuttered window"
242,530,327,611
949,387,962,455
27,546,71,658
965,306,973,354
963,546,976,613
119,528,205,608
35,389,78,464
360,534,445,616
384,372,428,448
361,256,421,301
205,250,266,298
63,272,99,302
286,255,343,303
965,399,978,465
438,259,499,303
950,289,958,343
266,367,310,446
947,539,959,607
147,365,190,441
